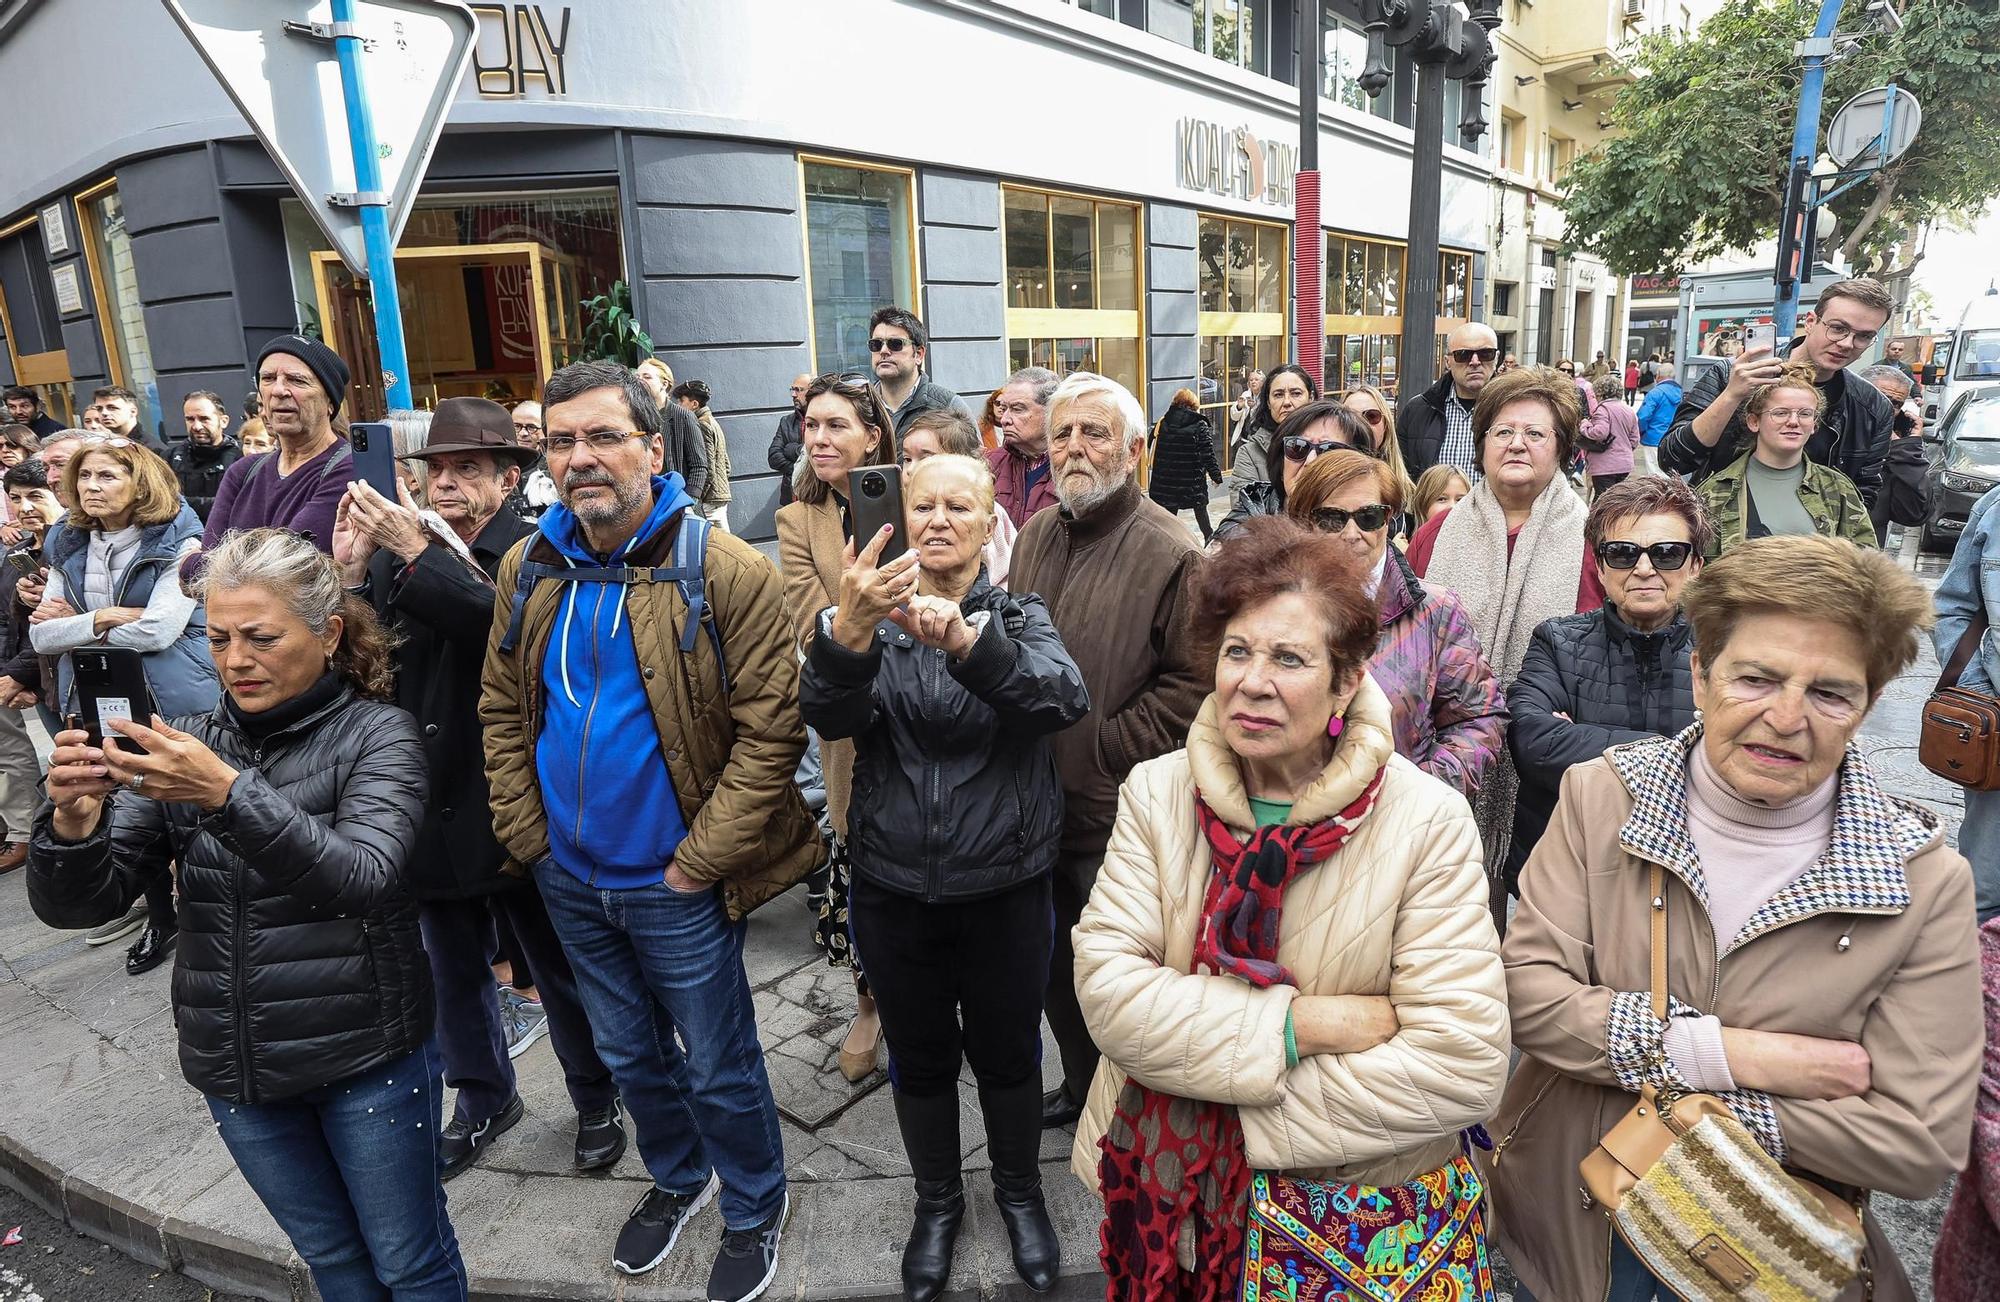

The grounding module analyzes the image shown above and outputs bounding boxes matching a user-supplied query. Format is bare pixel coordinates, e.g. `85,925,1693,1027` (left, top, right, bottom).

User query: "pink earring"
1327,715,1345,740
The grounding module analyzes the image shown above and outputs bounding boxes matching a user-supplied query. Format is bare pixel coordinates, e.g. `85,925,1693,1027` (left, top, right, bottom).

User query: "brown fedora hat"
402,397,540,466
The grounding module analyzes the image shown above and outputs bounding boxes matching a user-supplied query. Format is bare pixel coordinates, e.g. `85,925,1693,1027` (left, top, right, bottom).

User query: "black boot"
980,1079,1060,1292
893,1090,964,1302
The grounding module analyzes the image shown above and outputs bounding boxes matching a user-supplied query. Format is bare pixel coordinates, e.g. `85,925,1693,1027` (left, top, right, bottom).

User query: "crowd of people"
4,268,1995,1302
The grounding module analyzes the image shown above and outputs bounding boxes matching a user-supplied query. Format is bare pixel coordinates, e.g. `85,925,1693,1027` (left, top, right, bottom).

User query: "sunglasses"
1310,504,1391,534
1450,348,1498,365
867,337,911,354
1283,435,1357,463
1595,540,1694,571
1557,365,1576,375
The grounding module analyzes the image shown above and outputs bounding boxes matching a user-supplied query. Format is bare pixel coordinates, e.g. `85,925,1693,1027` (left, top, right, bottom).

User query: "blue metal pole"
330,0,412,413
1773,0,1846,341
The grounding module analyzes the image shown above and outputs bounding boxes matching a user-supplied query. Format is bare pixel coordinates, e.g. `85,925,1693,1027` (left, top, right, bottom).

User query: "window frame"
0,209,74,397
1000,182,1146,399
1321,229,1477,396
72,176,154,405
1198,211,1290,467
797,153,923,378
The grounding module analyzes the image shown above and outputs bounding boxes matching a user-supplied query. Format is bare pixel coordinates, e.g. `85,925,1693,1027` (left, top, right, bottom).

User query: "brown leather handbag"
1921,616,2000,790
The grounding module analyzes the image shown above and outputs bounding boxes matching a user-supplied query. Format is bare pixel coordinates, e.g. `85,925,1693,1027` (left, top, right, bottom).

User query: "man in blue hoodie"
1635,369,1682,477
479,361,822,1300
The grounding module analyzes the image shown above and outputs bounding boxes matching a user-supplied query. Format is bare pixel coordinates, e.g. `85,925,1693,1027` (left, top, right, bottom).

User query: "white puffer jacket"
1070,675,1511,1191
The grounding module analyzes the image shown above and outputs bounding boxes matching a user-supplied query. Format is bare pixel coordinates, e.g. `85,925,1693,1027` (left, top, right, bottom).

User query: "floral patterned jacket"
1369,548,1507,799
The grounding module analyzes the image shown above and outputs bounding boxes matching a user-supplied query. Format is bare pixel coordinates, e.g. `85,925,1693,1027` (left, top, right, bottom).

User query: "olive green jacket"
1696,451,1876,559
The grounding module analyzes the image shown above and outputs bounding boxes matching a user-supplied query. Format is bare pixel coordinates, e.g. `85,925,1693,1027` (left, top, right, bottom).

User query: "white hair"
1046,372,1146,448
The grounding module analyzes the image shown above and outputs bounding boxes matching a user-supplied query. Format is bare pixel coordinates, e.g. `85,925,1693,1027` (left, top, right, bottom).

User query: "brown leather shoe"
0,842,26,874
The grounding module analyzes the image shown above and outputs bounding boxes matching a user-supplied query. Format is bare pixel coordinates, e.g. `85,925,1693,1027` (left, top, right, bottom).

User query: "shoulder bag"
1920,615,2000,790
1578,863,1866,1301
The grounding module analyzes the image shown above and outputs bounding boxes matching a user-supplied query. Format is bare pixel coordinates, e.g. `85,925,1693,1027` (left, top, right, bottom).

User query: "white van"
1926,290,2000,426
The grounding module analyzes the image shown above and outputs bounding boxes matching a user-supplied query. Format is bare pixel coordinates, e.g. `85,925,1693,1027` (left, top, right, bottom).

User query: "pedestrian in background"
0,459,55,875
31,527,467,1302
1933,917,2000,1302
802,453,1087,1301
1578,372,1640,495
1226,364,1315,505
1634,365,1681,477
1934,480,2000,925
1623,357,1641,404
867,307,973,435
1146,388,1223,543
1398,325,1497,480
985,367,1060,524
1861,362,1930,545
634,357,710,502
166,390,242,522
767,374,809,507
236,418,273,456
673,380,734,532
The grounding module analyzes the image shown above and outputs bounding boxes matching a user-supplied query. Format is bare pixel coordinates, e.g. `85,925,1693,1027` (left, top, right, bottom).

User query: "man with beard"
165,390,242,521
1005,371,1210,1128
984,366,1059,523
3,387,65,440
335,397,622,1181
866,306,972,435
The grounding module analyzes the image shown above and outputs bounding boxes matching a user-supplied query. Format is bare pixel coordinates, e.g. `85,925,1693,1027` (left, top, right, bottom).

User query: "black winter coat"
1148,406,1223,510
662,400,710,503
27,683,432,1105
1504,605,1696,887
1659,350,1893,506
800,574,1090,902
1869,435,1931,541
768,409,803,506
362,508,533,899
1395,374,1459,480
166,438,244,522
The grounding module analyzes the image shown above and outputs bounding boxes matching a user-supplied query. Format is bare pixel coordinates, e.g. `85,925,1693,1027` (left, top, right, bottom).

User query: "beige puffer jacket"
1070,675,1511,1192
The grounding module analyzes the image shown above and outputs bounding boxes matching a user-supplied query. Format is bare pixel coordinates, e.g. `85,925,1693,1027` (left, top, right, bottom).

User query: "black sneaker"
614,1172,718,1276
707,1191,790,1302
575,1098,627,1171
437,1093,523,1181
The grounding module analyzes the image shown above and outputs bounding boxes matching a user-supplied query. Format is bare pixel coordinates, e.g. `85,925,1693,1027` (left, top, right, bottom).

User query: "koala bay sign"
1176,119,1297,209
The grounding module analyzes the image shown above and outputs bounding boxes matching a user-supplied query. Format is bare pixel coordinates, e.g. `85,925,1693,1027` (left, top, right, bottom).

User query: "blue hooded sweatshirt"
535,474,697,889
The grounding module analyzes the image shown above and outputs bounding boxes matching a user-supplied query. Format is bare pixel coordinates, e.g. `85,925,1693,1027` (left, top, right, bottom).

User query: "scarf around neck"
1424,474,1586,683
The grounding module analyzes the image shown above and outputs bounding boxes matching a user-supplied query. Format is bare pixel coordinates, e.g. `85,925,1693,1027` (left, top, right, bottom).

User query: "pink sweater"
1664,743,1838,1091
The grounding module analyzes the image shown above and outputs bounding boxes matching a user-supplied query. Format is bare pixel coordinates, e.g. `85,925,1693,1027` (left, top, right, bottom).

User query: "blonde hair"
1411,464,1470,520
636,357,674,389
1335,383,1414,510
906,452,995,513
62,440,185,530
1744,358,1825,421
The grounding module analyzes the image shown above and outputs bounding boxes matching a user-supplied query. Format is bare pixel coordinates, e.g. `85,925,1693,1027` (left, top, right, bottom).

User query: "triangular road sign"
161,0,477,278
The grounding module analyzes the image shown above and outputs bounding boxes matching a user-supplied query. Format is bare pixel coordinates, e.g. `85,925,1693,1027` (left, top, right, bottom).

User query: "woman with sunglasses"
1503,477,1709,891
1285,450,1503,800
1216,401,1373,541
1694,359,1875,559
1224,365,1316,508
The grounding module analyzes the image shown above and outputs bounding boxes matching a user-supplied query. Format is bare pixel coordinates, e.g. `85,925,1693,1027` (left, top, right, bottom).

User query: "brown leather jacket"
478,512,822,921
1484,728,1981,1301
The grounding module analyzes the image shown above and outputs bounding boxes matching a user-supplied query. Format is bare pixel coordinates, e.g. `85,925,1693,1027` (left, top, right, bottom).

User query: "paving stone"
160,1168,304,1301
62,1100,240,1269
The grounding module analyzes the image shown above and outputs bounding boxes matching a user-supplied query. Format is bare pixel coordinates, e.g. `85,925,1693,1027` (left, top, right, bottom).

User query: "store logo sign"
1176,120,1296,208
1632,273,1682,294
470,3,570,96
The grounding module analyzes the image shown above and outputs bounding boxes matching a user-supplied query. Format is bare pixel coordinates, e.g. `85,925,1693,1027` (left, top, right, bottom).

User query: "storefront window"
0,218,75,422
77,184,159,435
1321,14,1395,120
1002,187,1143,397
804,161,916,377
1322,232,1473,398
1198,213,1288,464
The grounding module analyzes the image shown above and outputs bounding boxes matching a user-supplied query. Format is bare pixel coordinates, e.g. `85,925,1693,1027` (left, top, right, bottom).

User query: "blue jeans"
1514,1236,1672,1302
532,860,786,1228
207,1040,467,1302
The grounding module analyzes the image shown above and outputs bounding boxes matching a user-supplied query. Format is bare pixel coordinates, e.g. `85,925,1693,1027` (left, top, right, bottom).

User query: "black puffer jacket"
1504,605,1696,886
1659,350,1893,505
1148,406,1223,511
800,574,1090,902
27,680,432,1105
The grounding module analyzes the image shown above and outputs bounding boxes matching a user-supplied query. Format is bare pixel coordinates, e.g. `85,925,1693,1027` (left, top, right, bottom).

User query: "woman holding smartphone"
31,435,216,974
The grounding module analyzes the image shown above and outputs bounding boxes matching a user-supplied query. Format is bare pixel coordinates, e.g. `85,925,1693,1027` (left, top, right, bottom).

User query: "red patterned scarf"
1098,770,1386,1302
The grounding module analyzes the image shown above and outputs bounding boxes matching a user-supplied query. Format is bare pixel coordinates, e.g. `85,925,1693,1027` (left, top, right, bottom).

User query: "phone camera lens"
861,472,885,498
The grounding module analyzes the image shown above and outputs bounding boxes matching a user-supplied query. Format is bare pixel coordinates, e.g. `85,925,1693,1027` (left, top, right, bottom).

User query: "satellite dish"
1826,86,1921,170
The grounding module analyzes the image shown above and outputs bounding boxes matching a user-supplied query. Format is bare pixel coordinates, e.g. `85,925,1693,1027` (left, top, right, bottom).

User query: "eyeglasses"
1310,504,1391,534
1761,407,1818,426
513,422,542,435
544,429,648,455
1283,435,1356,463
76,436,134,448
1450,348,1499,365
1595,540,1694,571
867,337,911,354
1556,365,1576,375
1487,426,1553,447
1817,319,1880,346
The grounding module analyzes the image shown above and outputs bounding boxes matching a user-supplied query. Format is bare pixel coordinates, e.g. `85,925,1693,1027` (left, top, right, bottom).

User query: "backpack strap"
497,559,569,655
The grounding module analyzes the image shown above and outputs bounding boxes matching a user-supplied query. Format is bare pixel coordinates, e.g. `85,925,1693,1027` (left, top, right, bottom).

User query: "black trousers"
1040,851,1103,1099
850,872,1052,1098
1591,472,1628,497
419,886,615,1123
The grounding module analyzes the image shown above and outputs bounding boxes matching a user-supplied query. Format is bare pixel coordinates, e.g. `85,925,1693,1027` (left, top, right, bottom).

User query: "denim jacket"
1934,483,2000,696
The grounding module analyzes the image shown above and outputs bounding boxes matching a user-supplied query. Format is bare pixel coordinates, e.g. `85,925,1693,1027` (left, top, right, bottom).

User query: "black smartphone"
70,647,154,754
347,421,402,502
848,464,907,564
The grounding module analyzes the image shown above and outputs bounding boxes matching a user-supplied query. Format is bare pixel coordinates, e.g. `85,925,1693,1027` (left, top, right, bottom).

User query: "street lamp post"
1362,0,1501,402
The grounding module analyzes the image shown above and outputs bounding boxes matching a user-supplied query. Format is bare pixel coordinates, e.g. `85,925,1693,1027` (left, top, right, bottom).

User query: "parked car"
1920,387,2000,553
1925,290,2000,426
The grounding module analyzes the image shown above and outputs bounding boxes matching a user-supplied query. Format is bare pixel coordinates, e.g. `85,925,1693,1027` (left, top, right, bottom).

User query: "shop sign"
471,3,570,96
1576,264,1598,289
1533,265,1556,290
1175,119,1296,208
1633,272,1682,295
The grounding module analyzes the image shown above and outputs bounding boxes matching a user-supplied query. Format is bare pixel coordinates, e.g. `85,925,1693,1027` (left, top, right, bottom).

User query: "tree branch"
1839,172,1901,265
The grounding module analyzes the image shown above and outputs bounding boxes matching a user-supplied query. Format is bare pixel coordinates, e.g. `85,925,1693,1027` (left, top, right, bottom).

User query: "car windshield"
1955,330,2000,381
1951,394,2000,441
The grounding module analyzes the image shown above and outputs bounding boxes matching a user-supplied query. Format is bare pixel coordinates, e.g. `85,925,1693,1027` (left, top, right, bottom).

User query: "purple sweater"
183,441,352,580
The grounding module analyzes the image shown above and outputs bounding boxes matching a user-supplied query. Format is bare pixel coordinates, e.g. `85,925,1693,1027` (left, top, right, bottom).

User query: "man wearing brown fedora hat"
334,396,624,1181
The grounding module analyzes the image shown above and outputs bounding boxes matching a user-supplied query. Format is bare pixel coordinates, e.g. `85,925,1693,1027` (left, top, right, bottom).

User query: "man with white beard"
1004,372,1210,1129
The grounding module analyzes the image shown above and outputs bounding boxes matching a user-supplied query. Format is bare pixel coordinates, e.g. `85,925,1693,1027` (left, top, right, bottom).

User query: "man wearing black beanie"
185,335,357,577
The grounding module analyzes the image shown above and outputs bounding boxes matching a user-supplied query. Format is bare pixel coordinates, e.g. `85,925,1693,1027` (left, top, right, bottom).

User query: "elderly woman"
1696,359,1874,558
1217,401,1376,538
27,528,464,1300
1147,388,1225,542
801,453,1088,1302
1073,516,1509,1301
1504,477,1711,891
1406,365,1601,902
775,373,900,1081
1579,372,1641,494
1224,363,1315,506
1285,449,1504,800
1490,535,1981,1302
900,408,1015,586
33,436,217,974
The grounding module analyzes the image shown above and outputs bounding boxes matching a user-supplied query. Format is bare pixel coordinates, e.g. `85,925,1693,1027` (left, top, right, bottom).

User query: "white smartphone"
1744,323,1776,354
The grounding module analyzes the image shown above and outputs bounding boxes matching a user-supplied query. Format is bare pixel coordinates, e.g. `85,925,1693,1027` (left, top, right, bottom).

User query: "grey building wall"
1146,204,1200,422
915,171,1005,407
624,133,809,544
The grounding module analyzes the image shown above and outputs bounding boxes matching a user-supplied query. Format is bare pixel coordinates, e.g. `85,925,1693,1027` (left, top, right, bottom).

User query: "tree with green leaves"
1559,0,2000,280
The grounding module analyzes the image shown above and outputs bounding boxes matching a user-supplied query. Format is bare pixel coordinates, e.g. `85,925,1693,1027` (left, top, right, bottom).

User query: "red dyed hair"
1192,515,1379,686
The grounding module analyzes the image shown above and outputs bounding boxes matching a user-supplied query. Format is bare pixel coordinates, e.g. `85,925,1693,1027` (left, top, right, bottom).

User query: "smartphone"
848,465,907,565
4,549,38,582
348,421,401,502
1744,323,1776,354
69,647,154,754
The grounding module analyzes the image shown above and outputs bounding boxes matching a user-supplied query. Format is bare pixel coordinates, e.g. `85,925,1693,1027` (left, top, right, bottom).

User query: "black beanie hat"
255,334,352,415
